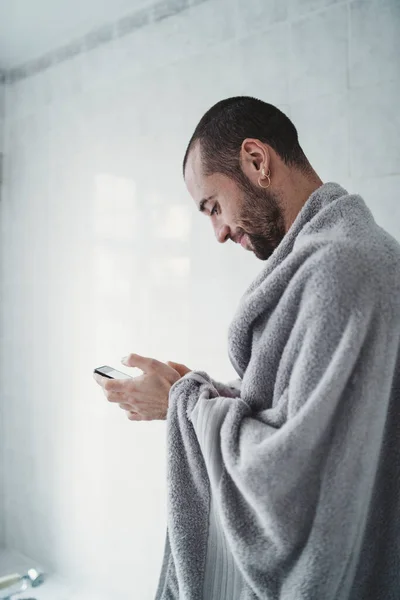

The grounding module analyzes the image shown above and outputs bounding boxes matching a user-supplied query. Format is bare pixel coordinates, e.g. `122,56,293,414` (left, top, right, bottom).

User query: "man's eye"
210,205,218,216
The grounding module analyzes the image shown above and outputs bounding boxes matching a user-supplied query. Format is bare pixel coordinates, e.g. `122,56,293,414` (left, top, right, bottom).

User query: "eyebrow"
198,195,215,213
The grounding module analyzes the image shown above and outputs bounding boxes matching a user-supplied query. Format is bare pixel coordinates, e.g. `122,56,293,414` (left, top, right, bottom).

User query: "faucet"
0,568,45,600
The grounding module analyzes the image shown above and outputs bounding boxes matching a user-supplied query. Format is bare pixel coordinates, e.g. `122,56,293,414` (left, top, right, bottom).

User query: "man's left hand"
93,353,189,421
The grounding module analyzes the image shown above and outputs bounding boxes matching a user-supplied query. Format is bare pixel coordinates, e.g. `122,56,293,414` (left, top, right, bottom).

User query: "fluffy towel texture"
154,182,400,600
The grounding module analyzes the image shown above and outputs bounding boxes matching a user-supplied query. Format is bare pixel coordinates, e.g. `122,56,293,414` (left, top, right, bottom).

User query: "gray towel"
154,182,400,600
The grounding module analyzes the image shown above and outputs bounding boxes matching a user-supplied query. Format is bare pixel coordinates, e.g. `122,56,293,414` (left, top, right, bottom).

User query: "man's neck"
279,169,323,233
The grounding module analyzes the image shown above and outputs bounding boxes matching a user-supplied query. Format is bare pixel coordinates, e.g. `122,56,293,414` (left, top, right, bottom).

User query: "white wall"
0,76,5,548
0,0,399,597
0,0,156,68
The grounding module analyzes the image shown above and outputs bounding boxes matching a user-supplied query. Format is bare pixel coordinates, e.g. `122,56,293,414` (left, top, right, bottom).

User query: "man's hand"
93,354,192,421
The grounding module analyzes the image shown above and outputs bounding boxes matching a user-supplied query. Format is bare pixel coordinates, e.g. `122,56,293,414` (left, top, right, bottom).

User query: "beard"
234,171,286,261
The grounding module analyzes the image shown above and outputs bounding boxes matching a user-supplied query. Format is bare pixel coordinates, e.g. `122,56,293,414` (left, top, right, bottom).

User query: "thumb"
121,353,157,372
166,361,192,377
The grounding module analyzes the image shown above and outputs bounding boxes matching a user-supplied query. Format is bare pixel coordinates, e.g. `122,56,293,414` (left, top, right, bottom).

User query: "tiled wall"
0,0,399,597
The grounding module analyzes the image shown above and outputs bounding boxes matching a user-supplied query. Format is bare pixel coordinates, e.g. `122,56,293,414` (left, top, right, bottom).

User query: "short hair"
182,96,310,178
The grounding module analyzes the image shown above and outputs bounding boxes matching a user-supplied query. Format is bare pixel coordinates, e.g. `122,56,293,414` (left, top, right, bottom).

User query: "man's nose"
215,223,230,244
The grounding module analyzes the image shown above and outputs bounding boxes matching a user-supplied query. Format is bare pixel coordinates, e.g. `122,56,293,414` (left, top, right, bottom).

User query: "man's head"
183,96,321,260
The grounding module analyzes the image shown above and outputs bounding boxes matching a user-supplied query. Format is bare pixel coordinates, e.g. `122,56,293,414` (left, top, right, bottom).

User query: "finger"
166,361,192,377
106,390,128,403
94,373,125,392
121,353,161,372
122,353,176,381
127,411,142,421
93,373,109,386
118,403,132,410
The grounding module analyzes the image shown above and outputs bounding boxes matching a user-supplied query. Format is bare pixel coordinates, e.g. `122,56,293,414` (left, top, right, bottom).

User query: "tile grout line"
3,0,210,86
347,0,353,180
288,0,349,25
3,0,356,87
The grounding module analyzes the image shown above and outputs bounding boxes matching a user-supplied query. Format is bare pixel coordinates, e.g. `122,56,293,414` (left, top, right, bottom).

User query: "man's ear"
240,139,270,183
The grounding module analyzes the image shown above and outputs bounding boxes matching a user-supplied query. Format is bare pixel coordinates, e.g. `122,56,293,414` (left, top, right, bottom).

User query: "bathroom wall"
0,0,399,597
0,74,5,548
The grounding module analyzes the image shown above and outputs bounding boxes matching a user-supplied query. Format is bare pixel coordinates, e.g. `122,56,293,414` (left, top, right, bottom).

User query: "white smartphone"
94,365,132,380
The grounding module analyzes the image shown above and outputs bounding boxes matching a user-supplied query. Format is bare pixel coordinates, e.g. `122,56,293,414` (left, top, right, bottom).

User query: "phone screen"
94,365,132,380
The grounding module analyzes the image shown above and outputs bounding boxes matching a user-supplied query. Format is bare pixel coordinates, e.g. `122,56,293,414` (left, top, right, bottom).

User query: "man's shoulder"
296,193,400,281
293,219,400,309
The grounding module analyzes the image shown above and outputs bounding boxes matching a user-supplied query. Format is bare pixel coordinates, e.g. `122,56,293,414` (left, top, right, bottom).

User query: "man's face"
184,143,286,261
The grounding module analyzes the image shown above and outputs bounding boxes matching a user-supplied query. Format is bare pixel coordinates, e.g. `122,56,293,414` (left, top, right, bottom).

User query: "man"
94,97,400,599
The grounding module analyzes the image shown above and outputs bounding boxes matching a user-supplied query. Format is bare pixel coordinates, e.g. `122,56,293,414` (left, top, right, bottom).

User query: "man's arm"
169,246,394,599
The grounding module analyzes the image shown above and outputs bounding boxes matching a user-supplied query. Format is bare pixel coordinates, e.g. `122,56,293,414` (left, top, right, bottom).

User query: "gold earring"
258,168,271,189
